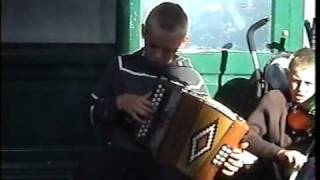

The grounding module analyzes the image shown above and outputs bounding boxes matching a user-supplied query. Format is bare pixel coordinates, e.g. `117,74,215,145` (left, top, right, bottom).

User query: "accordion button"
217,151,228,157
225,148,232,154
158,84,163,88
219,151,227,157
212,159,219,165
222,145,228,151
155,102,160,106
156,89,161,93
161,88,165,92
219,157,226,162
216,154,221,159
159,93,164,97
154,94,158,97
157,98,161,102
152,98,156,102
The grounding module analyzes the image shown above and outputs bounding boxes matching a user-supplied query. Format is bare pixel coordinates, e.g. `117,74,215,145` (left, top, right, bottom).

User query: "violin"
287,108,313,138
286,96,315,138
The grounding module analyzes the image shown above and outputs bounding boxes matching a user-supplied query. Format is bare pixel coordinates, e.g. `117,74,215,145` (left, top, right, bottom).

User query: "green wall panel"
272,0,304,51
117,0,141,54
181,52,272,74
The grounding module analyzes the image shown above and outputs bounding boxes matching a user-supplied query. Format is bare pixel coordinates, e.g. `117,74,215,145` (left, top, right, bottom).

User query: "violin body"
287,109,313,138
286,95,315,138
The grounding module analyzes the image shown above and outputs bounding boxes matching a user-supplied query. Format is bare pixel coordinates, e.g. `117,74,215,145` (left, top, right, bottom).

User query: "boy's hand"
277,149,307,169
116,92,155,123
221,142,258,176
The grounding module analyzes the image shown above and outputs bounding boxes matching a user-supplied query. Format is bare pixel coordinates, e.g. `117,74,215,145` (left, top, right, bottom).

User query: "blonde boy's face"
289,66,315,104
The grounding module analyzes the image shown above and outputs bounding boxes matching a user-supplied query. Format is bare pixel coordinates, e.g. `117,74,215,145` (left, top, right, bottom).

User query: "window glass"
141,0,272,52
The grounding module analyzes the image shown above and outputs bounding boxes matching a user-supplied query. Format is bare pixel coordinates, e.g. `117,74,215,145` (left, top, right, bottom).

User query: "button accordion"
130,78,249,180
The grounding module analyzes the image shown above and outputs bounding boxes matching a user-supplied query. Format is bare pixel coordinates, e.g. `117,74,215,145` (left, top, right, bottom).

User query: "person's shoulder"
118,54,133,64
265,89,286,98
174,55,194,68
120,49,142,61
100,51,139,73
171,54,209,95
262,89,287,105
117,50,144,69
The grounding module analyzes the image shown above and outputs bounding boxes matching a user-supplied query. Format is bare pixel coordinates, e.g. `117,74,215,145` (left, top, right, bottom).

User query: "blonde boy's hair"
145,2,188,37
289,48,315,71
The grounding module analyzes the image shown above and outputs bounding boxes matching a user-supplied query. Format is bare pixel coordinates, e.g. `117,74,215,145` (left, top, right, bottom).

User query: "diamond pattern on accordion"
136,84,166,138
211,144,233,167
189,122,218,163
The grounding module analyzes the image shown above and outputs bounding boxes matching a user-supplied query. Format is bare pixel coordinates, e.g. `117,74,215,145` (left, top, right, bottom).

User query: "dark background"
1,0,116,43
1,0,117,179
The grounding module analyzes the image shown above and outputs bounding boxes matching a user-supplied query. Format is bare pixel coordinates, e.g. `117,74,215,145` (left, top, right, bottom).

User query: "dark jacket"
90,49,209,152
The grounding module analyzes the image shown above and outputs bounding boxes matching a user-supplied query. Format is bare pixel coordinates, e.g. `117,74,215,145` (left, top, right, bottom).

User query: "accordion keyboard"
135,84,166,139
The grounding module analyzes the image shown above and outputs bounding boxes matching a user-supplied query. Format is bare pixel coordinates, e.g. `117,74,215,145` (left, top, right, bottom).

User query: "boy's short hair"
289,48,315,71
145,2,188,37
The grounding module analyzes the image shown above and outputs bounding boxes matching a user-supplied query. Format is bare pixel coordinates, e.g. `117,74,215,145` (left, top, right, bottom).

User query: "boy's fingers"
130,112,144,123
240,142,249,149
144,92,152,98
223,161,240,173
221,169,235,176
227,157,244,167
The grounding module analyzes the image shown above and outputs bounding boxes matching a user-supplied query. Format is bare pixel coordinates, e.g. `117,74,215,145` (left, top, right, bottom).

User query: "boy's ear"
141,24,146,39
179,36,190,49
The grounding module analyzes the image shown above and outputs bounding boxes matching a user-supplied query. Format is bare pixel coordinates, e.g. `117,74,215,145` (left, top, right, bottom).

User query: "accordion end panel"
194,119,249,180
157,96,249,180
176,103,239,177
157,94,248,180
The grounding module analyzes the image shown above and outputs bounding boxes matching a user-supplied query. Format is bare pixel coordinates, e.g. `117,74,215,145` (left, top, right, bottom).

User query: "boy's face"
143,25,185,66
289,66,315,104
